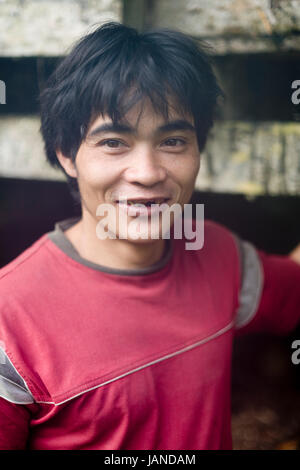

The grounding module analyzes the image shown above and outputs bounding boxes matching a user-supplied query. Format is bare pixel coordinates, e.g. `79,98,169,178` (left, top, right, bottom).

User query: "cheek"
76,153,117,191
186,155,200,180
170,153,200,185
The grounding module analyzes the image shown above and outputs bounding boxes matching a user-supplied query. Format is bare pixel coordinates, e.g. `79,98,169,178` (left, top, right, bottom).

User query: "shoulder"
202,218,241,282
178,217,240,261
0,234,52,292
203,218,239,247
0,232,64,322
173,217,242,297
0,233,65,401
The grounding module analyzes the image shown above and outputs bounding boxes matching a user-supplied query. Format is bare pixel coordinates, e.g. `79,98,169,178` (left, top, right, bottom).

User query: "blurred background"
1,0,300,450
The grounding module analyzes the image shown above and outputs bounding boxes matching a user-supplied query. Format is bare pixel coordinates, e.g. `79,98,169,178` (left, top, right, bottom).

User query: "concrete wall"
198,121,300,196
150,0,300,53
0,0,122,56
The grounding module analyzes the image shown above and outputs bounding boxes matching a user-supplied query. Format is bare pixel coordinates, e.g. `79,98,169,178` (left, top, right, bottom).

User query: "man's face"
65,99,200,242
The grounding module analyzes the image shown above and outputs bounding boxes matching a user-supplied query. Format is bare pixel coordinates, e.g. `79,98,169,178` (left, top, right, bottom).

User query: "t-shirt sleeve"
234,237,300,335
0,346,34,449
0,398,31,449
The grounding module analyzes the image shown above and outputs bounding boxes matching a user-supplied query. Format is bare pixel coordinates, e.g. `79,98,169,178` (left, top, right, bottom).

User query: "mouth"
115,197,171,216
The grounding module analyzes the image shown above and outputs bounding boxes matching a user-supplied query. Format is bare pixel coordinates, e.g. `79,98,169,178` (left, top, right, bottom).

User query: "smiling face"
57,99,201,243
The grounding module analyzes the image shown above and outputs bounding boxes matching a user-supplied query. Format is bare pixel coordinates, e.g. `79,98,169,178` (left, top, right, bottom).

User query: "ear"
56,151,78,178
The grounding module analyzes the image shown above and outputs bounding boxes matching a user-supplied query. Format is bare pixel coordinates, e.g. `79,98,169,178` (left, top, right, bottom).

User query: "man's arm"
0,347,34,449
0,399,31,449
235,239,300,336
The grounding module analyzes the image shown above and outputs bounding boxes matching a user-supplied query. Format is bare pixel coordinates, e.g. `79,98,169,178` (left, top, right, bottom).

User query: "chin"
96,211,175,244
116,217,173,244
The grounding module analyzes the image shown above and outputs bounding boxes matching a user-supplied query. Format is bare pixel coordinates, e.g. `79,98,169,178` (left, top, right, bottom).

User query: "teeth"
118,199,166,206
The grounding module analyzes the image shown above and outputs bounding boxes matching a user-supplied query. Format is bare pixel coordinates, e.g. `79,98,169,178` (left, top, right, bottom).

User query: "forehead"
88,98,194,135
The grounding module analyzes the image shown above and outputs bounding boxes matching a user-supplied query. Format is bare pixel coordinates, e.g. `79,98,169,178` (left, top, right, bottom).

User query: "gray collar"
47,217,174,276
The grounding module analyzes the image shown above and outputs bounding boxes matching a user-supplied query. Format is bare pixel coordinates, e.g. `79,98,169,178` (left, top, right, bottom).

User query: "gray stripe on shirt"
0,346,34,404
234,237,264,329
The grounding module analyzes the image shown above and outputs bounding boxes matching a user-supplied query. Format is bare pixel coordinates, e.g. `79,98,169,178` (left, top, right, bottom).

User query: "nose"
124,146,167,186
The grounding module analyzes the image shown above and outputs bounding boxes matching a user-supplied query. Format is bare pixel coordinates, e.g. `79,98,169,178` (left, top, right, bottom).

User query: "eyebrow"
87,119,196,138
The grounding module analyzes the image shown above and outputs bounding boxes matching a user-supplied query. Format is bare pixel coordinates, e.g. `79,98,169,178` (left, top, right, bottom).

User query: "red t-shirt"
0,217,299,450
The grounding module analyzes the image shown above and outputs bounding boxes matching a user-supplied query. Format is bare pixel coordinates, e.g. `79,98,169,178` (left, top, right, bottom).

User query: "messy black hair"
39,21,223,200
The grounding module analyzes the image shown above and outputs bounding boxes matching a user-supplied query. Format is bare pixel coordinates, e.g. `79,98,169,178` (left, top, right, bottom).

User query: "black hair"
39,21,223,199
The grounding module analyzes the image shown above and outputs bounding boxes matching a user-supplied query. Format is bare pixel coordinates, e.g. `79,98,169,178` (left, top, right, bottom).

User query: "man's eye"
162,138,186,147
100,139,126,148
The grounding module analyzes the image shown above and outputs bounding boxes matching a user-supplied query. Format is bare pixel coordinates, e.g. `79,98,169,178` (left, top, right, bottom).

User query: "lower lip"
116,200,170,217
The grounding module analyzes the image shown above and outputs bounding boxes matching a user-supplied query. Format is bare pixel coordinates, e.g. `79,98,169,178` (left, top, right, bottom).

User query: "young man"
0,22,300,450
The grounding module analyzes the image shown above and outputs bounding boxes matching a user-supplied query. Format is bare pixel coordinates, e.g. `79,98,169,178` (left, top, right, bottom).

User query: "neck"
65,211,167,271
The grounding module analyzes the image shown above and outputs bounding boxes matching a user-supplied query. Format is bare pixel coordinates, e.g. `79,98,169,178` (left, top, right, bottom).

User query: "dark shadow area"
1,53,300,121
0,177,80,267
213,52,300,121
0,57,59,115
191,191,300,254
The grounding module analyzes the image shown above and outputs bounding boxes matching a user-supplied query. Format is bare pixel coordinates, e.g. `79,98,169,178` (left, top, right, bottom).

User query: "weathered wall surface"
150,0,300,53
198,121,300,196
0,116,63,180
152,0,300,35
0,0,122,56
